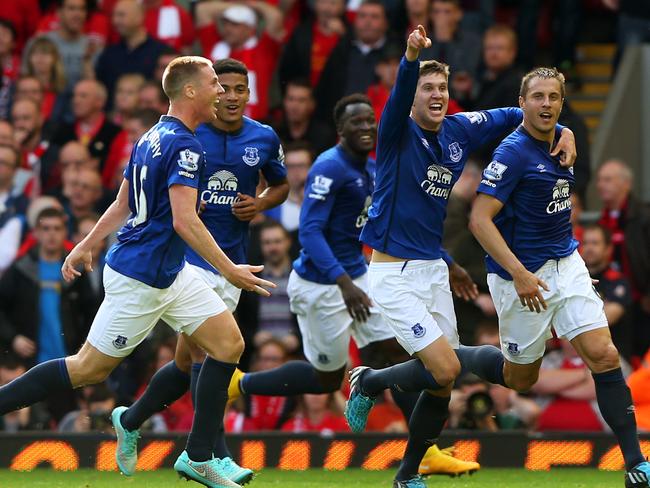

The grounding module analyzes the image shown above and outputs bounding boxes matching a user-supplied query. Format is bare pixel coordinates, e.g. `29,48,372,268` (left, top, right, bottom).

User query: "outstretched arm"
62,179,131,281
170,184,275,296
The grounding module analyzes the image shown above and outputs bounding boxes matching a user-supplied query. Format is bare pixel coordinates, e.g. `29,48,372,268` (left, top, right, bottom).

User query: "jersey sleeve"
377,56,420,154
298,161,346,282
452,107,522,153
166,137,203,189
476,145,525,204
261,133,288,184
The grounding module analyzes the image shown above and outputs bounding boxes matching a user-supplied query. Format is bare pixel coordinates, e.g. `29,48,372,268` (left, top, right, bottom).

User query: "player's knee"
506,371,538,393
316,367,345,392
588,342,620,373
429,360,461,387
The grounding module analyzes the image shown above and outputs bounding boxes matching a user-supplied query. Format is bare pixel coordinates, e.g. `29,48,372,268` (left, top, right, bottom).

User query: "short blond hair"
520,67,566,99
162,56,213,101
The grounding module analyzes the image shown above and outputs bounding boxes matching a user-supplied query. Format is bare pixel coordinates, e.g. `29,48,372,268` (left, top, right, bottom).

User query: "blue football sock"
190,362,202,407
0,358,72,414
395,393,450,481
121,360,189,432
455,345,506,387
189,362,231,459
593,368,645,471
186,358,236,462
390,388,418,419
240,361,329,396
361,359,442,397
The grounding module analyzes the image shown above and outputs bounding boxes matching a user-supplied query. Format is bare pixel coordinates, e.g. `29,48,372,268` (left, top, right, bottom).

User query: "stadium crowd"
0,0,649,436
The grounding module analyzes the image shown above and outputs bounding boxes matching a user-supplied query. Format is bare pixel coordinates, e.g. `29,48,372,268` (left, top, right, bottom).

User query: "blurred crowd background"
1,0,650,436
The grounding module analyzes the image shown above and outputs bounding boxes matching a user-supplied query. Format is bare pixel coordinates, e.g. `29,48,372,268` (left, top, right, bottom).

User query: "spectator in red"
42,0,99,92
225,339,295,432
272,80,335,157
281,392,349,434
95,0,168,104
138,80,168,114
314,0,398,125
0,0,40,53
278,0,347,90
0,20,19,120
581,224,634,361
37,0,110,49
57,79,121,170
597,159,650,359
628,349,650,432
20,37,70,123
110,73,145,125
102,108,159,190
143,0,195,54
366,45,400,124
533,340,605,432
195,1,284,121
11,98,60,197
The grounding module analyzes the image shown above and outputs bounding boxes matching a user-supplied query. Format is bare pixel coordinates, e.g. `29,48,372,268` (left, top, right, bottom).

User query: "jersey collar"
160,115,195,134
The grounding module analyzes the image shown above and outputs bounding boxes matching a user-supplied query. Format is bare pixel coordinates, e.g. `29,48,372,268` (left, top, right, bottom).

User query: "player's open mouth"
225,104,239,113
359,135,374,144
429,103,443,114
539,112,552,121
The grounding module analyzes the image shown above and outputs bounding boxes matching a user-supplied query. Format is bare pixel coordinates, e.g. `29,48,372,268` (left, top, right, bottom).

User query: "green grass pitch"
0,468,625,487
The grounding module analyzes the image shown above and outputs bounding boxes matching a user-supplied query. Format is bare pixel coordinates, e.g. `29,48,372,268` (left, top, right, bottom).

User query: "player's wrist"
405,47,419,62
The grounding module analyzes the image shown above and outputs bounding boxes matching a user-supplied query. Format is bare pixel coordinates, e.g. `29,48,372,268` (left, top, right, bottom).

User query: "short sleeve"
477,145,524,204
261,134,287,184
167,137,203,189
304,161,344,205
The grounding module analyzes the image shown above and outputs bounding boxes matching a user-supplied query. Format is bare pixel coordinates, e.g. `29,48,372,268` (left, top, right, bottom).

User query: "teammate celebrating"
469,67,650,488
109,59,288,485
343,27,576,488
0,56,276,488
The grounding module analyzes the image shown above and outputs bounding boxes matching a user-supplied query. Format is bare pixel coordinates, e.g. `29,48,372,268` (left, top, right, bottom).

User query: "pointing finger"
255,277,277,289
253,285,271,297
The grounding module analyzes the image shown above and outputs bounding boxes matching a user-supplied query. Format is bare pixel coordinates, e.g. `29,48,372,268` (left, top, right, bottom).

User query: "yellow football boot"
227,368,246,404
418,445,480,477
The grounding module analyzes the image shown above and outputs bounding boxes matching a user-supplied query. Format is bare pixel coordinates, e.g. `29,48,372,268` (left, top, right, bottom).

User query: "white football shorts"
368,259,460,356
186,263,242,312
87,264,227,357
488,250,608,365
287,270,394,372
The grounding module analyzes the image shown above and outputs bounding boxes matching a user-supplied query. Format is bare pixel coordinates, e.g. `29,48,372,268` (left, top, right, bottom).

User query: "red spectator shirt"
225,395,289,432
281,412,349,434
36,11,110,46
198,27,280,121
310,24,340,87
144,0,195,52
0,0,40,52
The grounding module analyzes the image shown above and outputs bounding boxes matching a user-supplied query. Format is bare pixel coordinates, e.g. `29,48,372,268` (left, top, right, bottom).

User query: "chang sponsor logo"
420,164,452,199
546,178,572,214
201,170,239,205
356,196,372,228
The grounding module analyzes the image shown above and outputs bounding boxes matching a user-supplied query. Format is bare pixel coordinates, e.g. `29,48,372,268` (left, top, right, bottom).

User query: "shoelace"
122,430,140,456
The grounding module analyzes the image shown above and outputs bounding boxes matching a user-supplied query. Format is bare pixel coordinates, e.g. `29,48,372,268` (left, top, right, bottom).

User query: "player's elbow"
172,215,192,238
468,211,484,237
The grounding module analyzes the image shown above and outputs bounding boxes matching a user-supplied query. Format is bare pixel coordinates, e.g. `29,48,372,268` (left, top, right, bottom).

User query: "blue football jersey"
106,116,204,288
477,126,578,280
293,145,375,284
360,56,528,260
185,117,287,270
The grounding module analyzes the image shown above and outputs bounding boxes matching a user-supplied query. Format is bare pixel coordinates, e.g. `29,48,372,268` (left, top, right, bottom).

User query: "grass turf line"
0,468,624,487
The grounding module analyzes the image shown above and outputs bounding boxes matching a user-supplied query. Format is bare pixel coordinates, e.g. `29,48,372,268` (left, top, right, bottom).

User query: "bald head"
11,98,42,135
113,0,145,39
60,141,94,170
596,159,633,209
73,79,107,120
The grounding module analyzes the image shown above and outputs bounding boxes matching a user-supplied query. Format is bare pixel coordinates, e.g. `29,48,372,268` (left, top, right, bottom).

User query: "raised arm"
195,0,232,28
249,1,285,41
377,26,431,146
